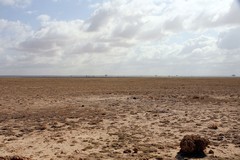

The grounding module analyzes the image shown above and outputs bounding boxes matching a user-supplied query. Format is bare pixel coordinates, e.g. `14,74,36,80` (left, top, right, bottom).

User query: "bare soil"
0,77,240,160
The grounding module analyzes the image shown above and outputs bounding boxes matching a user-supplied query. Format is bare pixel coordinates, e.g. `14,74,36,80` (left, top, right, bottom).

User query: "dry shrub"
180,134,210,155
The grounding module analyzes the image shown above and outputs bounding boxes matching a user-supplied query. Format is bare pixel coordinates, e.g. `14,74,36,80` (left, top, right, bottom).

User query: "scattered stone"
180,134,210,155
208,124,218,130
208,149,214,154
133,148,138,153
217,134,224,141
123,149,131,154
35,125,47,131
0,156,31,160
192,96,200,99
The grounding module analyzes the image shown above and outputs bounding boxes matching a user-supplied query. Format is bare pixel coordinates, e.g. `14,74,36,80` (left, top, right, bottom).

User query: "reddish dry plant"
180,134,210,154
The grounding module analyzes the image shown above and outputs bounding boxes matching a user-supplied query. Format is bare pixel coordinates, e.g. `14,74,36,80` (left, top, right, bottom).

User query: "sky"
0,0,240,76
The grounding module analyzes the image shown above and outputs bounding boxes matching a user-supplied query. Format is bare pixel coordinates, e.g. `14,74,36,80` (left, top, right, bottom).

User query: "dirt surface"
0,77,240,160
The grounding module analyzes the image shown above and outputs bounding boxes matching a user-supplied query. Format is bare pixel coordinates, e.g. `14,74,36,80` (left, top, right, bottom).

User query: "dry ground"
0,77,240,160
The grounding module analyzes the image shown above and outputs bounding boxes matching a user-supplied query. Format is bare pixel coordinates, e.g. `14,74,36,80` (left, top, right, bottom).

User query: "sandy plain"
0,77,239,160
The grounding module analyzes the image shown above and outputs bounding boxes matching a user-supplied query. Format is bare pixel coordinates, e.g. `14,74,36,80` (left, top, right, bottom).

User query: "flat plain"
0,77,240,160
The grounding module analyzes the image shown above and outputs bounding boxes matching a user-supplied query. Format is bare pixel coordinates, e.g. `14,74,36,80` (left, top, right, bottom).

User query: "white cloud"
189,0,240,30
84,0,237,41
215,0,240,26
217,27,240,50
26,10,37,15
0,19,31,48
0,0,31,7
163,16,183,32
86,6,115,32
17,18,85,57
37,14,51,23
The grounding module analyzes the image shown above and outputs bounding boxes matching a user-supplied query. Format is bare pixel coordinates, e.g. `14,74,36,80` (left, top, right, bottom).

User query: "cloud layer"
0,0,240,76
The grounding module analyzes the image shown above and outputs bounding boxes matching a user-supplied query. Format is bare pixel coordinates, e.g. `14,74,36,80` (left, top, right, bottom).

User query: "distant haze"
0,0,240,76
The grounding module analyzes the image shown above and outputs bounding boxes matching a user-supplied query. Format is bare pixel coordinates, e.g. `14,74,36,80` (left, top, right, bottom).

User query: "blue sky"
0,0,94,28
0,0,240,76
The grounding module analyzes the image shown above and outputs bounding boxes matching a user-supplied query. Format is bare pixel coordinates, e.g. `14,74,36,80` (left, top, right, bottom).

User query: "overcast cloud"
0,0,240,76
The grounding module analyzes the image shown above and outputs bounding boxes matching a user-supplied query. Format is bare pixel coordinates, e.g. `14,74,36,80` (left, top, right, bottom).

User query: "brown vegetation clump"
180,135,210,155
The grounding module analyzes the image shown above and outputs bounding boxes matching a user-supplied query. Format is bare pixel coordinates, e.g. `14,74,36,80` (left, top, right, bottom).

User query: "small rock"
192,96,200,99
208,149,214,154
133,148,138,153
123,149,131,154
35,125,47,131
208,124,218,130
0,156,31,160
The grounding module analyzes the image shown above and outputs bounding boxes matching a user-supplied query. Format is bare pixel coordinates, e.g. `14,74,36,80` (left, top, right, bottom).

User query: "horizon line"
0,75,238,78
